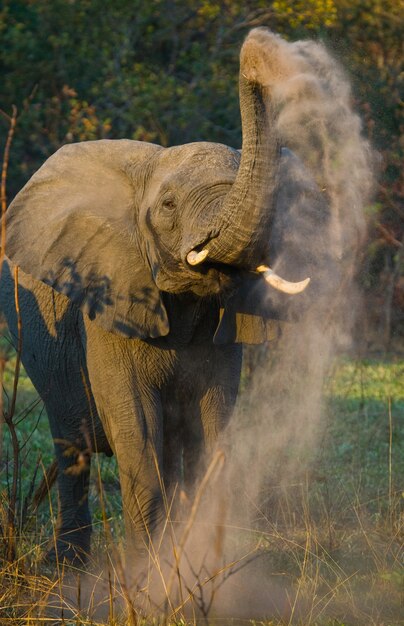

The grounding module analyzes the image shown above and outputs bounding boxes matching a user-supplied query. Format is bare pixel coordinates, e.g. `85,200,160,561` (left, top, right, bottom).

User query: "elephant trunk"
208,82,279,267
187,29,311,296
203,29,282,268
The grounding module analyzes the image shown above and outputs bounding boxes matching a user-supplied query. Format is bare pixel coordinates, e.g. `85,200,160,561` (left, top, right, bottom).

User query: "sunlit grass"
328,358,404,402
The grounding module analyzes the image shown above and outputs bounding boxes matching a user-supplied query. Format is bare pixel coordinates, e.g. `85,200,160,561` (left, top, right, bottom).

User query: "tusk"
257,265,310,295
187,248,209,266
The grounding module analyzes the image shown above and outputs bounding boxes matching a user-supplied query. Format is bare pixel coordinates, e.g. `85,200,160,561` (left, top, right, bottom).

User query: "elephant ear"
6,139,169,339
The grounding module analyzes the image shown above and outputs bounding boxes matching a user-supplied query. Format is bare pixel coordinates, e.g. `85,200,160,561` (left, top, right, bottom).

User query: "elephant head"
5,29,327,343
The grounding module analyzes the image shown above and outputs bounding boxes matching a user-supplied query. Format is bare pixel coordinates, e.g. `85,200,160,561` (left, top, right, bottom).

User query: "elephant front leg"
182,343,242,491
116,433,164,560
98,385,165,561
83,324,172,565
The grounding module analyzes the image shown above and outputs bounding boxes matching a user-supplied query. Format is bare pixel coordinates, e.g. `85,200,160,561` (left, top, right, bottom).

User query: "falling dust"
47,29,376,623
158,28,375,622
223,27,373,524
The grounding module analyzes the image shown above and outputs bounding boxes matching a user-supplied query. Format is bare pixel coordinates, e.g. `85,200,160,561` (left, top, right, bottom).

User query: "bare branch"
1,105,17,270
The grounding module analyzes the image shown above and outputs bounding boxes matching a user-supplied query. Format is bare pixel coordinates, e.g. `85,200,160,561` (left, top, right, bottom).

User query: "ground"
0,334,403,625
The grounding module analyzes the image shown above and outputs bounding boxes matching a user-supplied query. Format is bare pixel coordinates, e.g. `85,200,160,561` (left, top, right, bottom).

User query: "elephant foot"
44,529,92,567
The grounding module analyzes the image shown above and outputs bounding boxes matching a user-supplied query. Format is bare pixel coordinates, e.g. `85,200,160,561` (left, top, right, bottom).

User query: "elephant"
0,28,334,564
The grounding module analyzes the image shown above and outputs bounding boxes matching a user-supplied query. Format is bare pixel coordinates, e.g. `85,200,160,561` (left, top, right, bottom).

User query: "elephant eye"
162,197,176,211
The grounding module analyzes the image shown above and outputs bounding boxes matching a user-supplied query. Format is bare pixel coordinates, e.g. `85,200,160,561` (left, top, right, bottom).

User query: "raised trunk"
206,31,281,268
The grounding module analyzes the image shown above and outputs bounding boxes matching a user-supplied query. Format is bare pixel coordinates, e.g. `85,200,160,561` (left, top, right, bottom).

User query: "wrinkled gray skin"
0,29,333,563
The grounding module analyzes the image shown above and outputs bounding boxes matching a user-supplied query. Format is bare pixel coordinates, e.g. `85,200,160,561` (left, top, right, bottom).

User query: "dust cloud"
161,28,374,620
225,26,373,513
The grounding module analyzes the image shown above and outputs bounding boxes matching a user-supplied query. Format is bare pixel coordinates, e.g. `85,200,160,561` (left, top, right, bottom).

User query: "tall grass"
0,341,403,625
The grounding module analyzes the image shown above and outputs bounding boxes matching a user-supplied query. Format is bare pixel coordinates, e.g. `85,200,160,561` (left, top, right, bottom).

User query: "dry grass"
0,348,403,625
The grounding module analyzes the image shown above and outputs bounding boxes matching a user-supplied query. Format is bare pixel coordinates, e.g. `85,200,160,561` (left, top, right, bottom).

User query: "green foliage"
329,2,403,339
0,0,403,336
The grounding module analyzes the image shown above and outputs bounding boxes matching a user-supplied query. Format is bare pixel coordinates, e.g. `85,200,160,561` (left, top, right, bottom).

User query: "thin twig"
8,265,22,419
31,459,58,512
0,105,17,272
388,397,393,527
166,448,225,601
3,266,22,560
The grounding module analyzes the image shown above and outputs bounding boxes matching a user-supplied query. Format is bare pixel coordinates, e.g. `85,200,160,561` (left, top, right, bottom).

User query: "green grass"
323,358,404,507
0,346,403,625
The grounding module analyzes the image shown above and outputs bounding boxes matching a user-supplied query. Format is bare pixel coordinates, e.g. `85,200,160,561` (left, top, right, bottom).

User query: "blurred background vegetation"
1,0,403,349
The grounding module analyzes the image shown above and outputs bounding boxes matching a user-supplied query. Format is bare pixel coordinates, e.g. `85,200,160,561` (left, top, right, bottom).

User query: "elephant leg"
41,373,111,565
182,343,242,489
99,403,165,561
112,416,164,559
162,391,186,498
83,324,171,559
43,385,111,564
47,420,92,564
1,267,111,563
181,402,204,495
38,381,101,564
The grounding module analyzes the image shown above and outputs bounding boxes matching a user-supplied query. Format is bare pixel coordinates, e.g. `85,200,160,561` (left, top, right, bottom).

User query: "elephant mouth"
182,228,219,268
185,240,311,296
181,240,236,295
194,263,240,297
